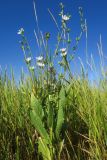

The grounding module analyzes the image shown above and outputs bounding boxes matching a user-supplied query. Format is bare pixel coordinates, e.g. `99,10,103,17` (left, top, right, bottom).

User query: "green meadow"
0,2,107,160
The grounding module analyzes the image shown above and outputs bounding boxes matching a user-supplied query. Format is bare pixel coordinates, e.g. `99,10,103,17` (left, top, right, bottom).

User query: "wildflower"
37,62,45,68
36,56,43,61
17,28,24,35
29,66,35,71
62,15,70,21
60,48,67,57
36,56,45,68
25,57,32,64
60,48,66,52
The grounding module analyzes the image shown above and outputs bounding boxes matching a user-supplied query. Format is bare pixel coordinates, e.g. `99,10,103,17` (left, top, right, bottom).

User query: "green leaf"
30,109,51,144
38,137,51,160
47,102,53,129
30,93,51,144
55,87,66,139
31,93,43,119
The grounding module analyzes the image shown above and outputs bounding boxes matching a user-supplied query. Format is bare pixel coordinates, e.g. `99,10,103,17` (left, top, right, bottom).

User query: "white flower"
60,48,66,53
62,15,70,21
29,66,35,71
37,62,45,68
36,56,43,61
25,57,32,63
36,56,45,68
17,28,24,35
60,48,67,57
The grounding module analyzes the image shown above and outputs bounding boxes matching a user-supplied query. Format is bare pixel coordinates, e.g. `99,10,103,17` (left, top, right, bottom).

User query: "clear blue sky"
0,0,107,80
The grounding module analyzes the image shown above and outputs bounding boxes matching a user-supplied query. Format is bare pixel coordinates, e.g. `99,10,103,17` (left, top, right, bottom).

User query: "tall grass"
0,2,107,160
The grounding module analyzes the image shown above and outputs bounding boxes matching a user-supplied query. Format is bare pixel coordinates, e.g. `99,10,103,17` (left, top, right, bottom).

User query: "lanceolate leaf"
31,93,43,119
30,93,51,144
38,137,51,160
55,86,66,139
48,102,53,129
30,109,51,144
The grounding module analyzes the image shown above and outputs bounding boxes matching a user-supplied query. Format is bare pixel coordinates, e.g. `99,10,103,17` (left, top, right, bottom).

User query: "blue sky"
0,0,107,80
